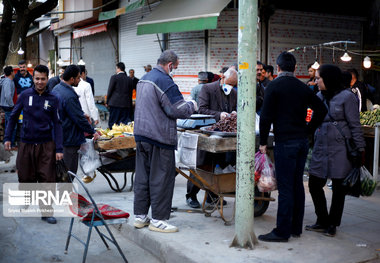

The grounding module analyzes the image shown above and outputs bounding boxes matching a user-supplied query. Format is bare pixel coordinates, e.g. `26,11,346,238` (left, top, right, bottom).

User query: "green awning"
99,0,145,21
137,0,231,35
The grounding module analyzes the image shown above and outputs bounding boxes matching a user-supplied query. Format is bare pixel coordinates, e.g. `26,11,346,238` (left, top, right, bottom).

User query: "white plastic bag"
257,153,277,192
178,132,198,169
79,139,101,174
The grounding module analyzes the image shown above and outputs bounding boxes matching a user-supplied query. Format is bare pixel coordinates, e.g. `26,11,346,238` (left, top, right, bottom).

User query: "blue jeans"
273,138,309,238
4,109,17,147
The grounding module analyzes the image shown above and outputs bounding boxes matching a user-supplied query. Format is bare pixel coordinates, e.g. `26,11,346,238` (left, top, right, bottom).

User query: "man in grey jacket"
133,50,197,233
0,66,16,149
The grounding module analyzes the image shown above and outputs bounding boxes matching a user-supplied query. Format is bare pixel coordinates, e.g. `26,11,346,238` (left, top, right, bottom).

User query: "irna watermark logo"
3,183,78,217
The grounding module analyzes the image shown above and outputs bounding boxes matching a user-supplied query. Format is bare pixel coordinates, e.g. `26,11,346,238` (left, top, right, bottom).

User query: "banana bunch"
96,122,134,139
111,122,134,133
360,107,380,127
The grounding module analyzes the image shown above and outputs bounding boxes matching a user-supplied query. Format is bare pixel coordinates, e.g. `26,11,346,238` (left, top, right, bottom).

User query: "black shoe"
324,226,336,237
186,198,201,208
41,216,57,224
258,231,288,242
305,223,326,232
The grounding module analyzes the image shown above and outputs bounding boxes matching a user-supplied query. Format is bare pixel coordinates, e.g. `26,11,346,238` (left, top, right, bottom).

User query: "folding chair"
65,171,129,263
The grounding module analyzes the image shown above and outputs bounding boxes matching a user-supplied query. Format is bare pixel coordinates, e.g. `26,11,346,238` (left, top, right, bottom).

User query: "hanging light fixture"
17,47,24,55
340,42,352,62
340,52,352,62
363,56,371,69
57,56,64,66
27,63,32,68
311,46,320,69
77,57,86,65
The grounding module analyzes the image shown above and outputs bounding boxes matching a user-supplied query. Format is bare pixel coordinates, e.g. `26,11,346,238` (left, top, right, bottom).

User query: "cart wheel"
254,187,270,217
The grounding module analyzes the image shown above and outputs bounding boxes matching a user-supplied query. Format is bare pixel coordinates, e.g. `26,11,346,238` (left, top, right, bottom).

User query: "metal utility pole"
231,0,258,249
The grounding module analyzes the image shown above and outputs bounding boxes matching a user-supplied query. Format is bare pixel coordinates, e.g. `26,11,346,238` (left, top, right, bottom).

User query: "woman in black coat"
306,64,365,237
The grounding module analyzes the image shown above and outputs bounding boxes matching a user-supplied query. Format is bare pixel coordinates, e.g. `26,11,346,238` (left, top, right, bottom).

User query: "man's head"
265,65,274,79
144,64,152,72
276,52,296,73
198,71,208,84
223,68,238,87
347,68,358,86
18,60,27,77
256,61,266,81
3,66,14,79
33,65,49,94
157,50,179,75
307,63,316,79
62,65,80,87
129,69,135,78
116,62,125,73
78,65,86,79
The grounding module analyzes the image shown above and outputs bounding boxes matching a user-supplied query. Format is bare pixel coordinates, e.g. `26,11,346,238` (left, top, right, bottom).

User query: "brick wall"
268,10,364,78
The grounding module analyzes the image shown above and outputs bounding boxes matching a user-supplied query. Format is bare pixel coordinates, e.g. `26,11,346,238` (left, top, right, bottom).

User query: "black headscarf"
318,64,344,101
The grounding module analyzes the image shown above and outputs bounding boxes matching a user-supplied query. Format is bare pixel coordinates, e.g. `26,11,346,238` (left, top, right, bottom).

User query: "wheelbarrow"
176,167,275,225
96,153,136,192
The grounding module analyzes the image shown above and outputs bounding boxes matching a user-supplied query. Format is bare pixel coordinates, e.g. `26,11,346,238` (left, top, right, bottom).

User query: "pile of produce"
96,122,134,139
207,113,237,132
360,105,380,127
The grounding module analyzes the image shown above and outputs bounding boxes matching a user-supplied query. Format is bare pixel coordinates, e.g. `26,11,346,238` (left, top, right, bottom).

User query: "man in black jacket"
106,62,134,128
258,52,327,242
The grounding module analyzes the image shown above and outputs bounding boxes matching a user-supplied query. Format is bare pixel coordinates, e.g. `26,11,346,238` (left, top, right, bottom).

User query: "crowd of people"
0,49,373,239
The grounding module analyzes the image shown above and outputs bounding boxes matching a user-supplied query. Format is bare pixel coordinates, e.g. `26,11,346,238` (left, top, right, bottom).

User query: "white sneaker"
148,220,178,233
134,216,150,229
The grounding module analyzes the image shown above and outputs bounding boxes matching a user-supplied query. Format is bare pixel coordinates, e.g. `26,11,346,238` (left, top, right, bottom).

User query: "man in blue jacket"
14,60,33,95
133,50,197,233
4,65,63,224
53,65,99,175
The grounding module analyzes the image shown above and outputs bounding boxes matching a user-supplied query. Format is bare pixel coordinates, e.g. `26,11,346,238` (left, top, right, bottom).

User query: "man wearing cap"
190,72,208,105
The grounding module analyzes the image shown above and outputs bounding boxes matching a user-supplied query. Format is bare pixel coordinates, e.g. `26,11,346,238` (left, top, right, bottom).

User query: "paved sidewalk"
1,154,380,263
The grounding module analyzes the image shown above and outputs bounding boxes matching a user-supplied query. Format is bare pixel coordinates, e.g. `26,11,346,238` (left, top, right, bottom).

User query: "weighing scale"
177,114,216,129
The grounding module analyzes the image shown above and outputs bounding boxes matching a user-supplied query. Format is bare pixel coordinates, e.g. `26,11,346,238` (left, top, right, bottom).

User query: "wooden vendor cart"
93,136,136,192
176,129,276,225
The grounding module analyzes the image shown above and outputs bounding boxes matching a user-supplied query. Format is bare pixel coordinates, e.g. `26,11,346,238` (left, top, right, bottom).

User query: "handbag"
325,102,359,163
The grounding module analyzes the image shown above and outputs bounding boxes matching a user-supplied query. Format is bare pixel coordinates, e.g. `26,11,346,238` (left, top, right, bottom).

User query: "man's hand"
259,145,267,154
220,112,229,120
191,100,198,111
94,120,99,125
56,153,63,161
93,132,100,140
4,141,11,151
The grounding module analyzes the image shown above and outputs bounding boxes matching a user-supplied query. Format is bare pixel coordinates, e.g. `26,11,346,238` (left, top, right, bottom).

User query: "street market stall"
360,107,380,183
176,126,276,225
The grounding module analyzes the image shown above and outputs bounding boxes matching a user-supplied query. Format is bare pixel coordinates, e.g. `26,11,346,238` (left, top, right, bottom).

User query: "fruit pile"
360,106,380,127
207,113,237,132
96,122,134,139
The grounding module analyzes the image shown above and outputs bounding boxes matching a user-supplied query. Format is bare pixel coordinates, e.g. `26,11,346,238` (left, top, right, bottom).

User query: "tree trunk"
0,0,14,70
1,0,58,68
5,12,31,66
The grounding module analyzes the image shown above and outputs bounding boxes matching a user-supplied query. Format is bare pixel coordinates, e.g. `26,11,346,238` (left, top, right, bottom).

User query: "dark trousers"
108,106,131,128
134,141,176,220
16,141,57,217
273,138,309,238
308,175,346,227
63,146,80,174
